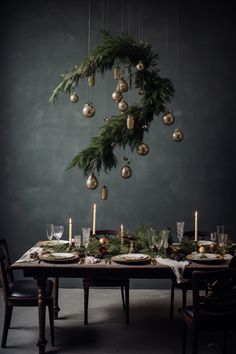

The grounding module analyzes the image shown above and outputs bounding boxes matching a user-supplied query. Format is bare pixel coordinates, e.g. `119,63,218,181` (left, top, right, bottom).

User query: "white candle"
92,204,96,235
120,224,124,238
69,218,72,246
194,211,198,241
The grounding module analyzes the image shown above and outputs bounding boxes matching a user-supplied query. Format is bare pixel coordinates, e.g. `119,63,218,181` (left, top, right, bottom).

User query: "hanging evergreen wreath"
49,31,175,177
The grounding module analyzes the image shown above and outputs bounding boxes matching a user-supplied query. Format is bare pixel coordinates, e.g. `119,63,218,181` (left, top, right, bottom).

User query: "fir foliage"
49,31,174,176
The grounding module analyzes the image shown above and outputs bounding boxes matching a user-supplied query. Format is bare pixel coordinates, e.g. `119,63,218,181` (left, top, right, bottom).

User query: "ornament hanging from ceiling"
86,173,98,190
136,142,149,156
49,31,181,182
162,111,175,125
70,92,79,103
127,114,135,130
101,185,108,200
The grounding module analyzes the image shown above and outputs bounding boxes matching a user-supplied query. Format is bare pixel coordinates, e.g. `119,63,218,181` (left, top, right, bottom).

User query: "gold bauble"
88,75,95,86
136,143,149,156
114,66,121,80
121,164,132,179
127,114,135,129
199,245,206,254
86,173,98,190
162,111,175,125
70,93,79,103
82,103,95,118
101,185,108,200
99,237,108,244
172,128,183,142
118,77,129,92
112,90,123,103
118,99,129,112
136,61,144,71
139,89,145,96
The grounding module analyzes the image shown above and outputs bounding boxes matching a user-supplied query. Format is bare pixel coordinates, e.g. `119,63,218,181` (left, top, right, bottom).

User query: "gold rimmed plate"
111,253,151,264
39,240,69,247
39,252,77,263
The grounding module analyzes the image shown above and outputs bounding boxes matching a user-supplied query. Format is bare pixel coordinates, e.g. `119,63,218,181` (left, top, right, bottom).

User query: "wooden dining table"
11,246,230,354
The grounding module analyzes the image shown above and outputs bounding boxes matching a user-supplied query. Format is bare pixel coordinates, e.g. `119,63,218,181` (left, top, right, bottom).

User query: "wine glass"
46,224,53,241
153,233,163,256
176,221,184,243
147,228,155,254
161,229,169,255
53,225,64,244
82,227,91,255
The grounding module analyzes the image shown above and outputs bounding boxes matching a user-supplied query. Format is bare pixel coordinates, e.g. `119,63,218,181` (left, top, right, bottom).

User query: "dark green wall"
1,0,236,286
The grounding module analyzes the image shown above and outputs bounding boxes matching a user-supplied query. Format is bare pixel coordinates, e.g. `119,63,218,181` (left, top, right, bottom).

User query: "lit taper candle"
194,211,198,242
69,218,72,246
92,203,96,235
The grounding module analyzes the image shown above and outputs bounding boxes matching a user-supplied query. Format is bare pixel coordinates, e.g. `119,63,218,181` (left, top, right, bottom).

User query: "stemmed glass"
153,233,163,256
82,227,91,255
176,221,184,243
53,225,64,244
46,224,53,241
147,228,155,254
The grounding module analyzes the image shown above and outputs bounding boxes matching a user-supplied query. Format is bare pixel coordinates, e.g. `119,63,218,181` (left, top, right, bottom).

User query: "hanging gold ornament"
162,111,175,125
101,185,108,200
127,114,135,129
121,163,132,179
172,128,183,142
138,89,145,96
82,103,95,118
70,92,79,103
136,61,144,71
118,77,129,92
118,99,129,112
112,90,123,103
114,66,121,80
86,173,98,190
136,142,150,156
88,75,95,86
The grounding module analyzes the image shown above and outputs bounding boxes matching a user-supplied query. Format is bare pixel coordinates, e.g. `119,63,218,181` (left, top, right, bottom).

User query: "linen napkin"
84,256,100,264
16,247,43,263
155,257,189,283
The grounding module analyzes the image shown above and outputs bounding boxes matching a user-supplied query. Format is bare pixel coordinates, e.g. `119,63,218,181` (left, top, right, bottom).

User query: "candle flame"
69,218,72,223
195,211,198,217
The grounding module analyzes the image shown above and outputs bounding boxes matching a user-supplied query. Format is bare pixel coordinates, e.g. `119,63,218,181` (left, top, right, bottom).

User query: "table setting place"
15,208,236,283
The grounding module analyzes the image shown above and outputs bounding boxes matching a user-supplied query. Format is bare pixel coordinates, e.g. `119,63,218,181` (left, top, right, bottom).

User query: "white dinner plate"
197,240,212,246
186,253,223,263
111,253,151,264
39,252,76,262
39,240,69,246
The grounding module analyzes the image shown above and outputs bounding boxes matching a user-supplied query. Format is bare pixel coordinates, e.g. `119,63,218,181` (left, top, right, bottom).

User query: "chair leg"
121,286,126,310
125,285,129,325
222,331,227,354
1,305,13,348
84,285,89,325
170,283,175,319
182,323,187,354
53,277,60,319
48,301,55,346
182,288,187,308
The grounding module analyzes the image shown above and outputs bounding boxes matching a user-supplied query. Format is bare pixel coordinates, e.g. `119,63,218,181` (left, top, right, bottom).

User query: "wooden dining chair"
83,230,130,325
169,231,210,319
0,239,55,348
181,268,236,354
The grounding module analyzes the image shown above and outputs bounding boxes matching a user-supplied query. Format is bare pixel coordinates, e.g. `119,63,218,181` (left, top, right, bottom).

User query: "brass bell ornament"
126,114,135,129
86,173,98,190
118,99,129,112
112,90,123,103
162,111,175,125
70,92,79,103
114,66,121,80
101,185,108,200
172,128,183,142
121,163,132,179
118,77,129,92
82,103,95,118
136,142,149,156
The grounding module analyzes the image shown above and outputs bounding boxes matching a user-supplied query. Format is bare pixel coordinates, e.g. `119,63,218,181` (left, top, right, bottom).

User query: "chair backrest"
0,239,14,300
183,230,210,240
192,269,236,319
95,230,118,238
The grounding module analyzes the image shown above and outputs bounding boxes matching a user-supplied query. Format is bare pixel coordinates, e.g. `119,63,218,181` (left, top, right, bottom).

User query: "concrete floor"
0,288,234,354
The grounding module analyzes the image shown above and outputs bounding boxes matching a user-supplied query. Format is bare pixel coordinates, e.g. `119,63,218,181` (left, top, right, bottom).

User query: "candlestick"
92,204,96,235
194,211,198,242
69,218,72,246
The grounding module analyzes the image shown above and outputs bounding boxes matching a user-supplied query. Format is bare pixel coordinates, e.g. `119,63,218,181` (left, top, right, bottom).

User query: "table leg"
53,277,60,319
37,278,47,354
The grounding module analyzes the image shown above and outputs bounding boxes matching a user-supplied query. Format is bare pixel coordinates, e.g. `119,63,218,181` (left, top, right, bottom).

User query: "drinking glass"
153,233,163,255
74,235,82,249
46,224,53,241
53,225,64,244
218,233,228,256
82,227,91,255
176,221,184,243
147,228,155,254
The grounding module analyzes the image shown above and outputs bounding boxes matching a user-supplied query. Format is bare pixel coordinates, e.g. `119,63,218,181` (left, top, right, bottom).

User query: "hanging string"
176,0,180,67
139,0,143,41
102,0,108,119
166,0,169,62
87,0,91,102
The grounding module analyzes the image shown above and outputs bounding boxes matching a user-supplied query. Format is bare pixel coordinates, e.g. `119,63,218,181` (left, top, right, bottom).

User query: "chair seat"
9,280,53,298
